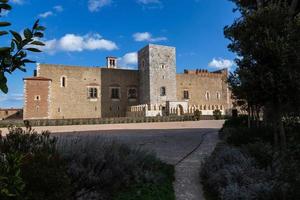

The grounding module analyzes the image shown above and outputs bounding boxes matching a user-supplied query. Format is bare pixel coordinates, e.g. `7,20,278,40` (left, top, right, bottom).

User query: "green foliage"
0,128,72,200
114,163,175,200
213,109,222,120
194,109,202,120
0,0,45,93
0,152,25,200
58,137,175,200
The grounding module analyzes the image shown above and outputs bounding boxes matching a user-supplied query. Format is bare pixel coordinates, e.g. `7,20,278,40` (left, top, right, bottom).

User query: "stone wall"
176,69,232,114
138,44,177,106
24,77,51,119
100,68,139,118
38,64,102,119
0,109,23,120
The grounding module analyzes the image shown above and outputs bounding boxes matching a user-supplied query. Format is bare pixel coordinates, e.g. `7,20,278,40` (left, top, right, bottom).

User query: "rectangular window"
183,90,189,99
160,87,166,96
88,88,98,99
128,88,137,99
111,88,120,99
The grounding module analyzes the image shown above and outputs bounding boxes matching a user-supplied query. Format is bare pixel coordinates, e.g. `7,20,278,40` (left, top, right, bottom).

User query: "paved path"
1,121,222,200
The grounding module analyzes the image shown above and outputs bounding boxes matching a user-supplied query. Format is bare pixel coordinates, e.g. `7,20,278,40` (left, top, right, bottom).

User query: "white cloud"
88,0,112,12
208,58,235,70
119,52,138,68
11,0,24,5
53,5,63,12
38,11,53,18
42,33,118,54
133,32,167,42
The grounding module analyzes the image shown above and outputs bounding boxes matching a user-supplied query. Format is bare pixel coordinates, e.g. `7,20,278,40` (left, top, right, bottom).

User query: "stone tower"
138,44,177,106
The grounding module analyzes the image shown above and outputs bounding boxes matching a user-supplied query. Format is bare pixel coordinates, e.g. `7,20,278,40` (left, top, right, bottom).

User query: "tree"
225,0,300,150
0,0,45,94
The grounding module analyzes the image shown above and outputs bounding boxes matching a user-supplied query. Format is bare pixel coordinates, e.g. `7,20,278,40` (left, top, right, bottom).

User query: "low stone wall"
0,115,223,128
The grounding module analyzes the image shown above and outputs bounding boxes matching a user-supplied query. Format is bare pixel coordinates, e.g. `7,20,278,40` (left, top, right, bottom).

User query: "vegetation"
0,128,175,200
194,109,202,120
226,0,300,150
201,116,300,200
0,0,45,94
213,109,222,120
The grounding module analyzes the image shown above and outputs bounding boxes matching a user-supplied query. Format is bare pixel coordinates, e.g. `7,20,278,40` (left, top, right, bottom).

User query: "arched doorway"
177,104,184,116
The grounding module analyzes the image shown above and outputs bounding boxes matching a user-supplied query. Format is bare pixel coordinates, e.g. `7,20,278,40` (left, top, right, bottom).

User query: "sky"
0,0,239,108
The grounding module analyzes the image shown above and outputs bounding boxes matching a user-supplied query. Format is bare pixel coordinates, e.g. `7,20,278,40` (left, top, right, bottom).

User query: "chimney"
106,56,117,69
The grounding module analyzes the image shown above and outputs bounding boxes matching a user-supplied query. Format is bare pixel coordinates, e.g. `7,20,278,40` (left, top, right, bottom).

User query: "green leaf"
10,30,22,42
26,48,42,52
0,21,11,27
31,41,45,46
33,32,43,38
32,19,39,30
0,3,11,10
0,30,8,36
10,40,15,51
23,28,32,39
35,26,46,31
0,72,8,94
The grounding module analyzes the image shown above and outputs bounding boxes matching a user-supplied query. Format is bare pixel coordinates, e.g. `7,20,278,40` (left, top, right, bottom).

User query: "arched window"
205,91,210,100
216,92,221,100
160,87,166,96
61,76,67,87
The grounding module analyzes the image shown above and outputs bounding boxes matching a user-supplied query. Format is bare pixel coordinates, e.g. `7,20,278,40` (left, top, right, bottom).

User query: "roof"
23,76,52,81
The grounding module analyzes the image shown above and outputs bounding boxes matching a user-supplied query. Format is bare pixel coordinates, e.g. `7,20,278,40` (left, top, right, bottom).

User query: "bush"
194,109,202,121
219,126,273,146
58,137,175,200
0,152,25,200
0,127,72,200
200,143,275,200
213,109,222,120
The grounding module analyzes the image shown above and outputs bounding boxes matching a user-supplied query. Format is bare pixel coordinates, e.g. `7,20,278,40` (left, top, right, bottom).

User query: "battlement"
183,68,228,77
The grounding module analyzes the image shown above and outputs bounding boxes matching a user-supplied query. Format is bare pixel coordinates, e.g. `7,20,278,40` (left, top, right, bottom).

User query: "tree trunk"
248,106,251,128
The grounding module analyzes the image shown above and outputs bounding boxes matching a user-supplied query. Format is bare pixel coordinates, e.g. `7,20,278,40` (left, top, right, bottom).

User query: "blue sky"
0,0,239,108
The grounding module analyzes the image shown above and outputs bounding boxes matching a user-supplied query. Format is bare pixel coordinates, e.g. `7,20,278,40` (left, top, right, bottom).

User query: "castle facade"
23,44,232,120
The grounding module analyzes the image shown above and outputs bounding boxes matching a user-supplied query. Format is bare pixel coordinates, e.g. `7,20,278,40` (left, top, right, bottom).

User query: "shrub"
0,127,72,200
200,143,275,200
0,152,25,200
58,137,174,200
194,109,202,121
219,126,273,146
213,109,222,120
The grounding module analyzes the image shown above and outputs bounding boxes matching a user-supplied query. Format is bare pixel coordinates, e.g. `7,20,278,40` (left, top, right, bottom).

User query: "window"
160,64,166,69
5,110,8,115
183,90,189,99
205,91,210,100
128,88,137,99
111,88,120,99
216,92,221,100
34,95,40,101
160,87,166,96
61,76,67,87
88,88,98,99
58,107,61,113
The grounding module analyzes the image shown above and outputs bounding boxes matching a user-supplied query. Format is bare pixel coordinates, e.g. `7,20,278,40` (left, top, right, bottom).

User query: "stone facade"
23,44,232,120
0,108,23,120
138,44,177,106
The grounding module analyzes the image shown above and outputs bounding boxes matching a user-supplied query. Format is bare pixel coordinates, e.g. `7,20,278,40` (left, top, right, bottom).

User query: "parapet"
183,68,228,77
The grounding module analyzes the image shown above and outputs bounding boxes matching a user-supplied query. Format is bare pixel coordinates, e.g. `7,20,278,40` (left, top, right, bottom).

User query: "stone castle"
23,44,232,120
